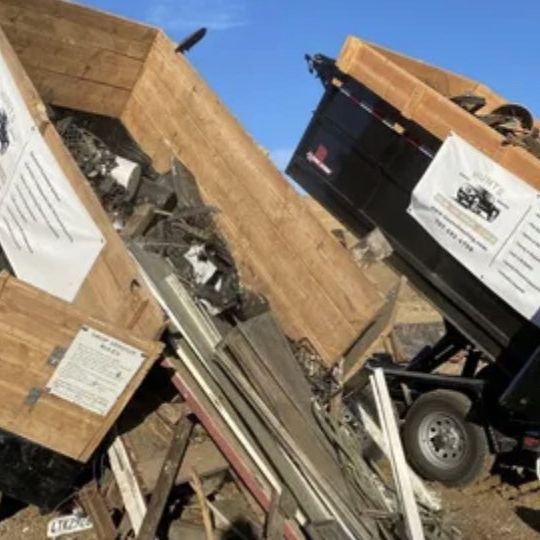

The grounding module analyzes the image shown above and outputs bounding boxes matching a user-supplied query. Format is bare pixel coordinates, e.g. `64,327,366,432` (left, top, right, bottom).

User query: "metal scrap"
452,95,540,159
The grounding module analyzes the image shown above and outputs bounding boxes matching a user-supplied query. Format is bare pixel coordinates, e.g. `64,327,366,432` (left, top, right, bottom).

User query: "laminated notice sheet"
0,51,104,302
409,133,540,324
47,326,146,416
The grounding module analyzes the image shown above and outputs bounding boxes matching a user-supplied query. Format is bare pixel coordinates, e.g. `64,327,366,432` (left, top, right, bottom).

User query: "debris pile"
0,108,449,540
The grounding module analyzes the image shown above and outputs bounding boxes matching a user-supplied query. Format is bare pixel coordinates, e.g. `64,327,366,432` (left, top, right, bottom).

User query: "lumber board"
337,36,540,192
0,273,162,462
3,25,143,89
136,417,194,540
0,1,155,60
122,32,383,363
25,66,131,117
0,27,164,339
370,43,506,112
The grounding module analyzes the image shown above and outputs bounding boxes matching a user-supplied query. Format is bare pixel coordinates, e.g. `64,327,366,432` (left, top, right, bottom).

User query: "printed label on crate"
46,327,146,416
0,52,105,302
408,132,540,324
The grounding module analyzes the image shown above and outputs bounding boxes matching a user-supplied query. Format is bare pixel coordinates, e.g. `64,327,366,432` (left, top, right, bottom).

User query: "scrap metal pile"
0,108,454,540
53,109,250,318
451,95,540,158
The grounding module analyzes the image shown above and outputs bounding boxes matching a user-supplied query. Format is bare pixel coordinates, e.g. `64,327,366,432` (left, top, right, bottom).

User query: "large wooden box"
0,0,383,364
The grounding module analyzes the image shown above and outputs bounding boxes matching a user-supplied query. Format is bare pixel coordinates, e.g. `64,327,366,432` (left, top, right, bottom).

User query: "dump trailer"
287,37,540,486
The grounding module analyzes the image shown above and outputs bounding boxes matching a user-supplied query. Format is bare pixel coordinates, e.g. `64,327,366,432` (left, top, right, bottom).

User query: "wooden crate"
0,272,162,461
0,0,384,364
337,36,540,191
0,3,164,342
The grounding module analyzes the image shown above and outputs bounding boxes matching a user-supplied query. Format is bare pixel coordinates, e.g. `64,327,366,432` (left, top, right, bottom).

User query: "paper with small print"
0,51,104,301
408,133,540,324
47,327,146,416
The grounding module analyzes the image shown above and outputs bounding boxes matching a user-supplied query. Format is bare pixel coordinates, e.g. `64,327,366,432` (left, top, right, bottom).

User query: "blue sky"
80,0,540,171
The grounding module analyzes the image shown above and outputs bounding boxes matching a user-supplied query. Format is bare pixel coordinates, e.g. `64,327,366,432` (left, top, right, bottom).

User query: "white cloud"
269,148,293,171
146,0,249,31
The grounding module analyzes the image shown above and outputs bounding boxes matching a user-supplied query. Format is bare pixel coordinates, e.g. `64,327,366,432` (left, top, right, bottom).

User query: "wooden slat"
3,24,143,89
0,27,164,339
0,274,163,462
337,36,540,192
0,1,155,60
23,65,131,117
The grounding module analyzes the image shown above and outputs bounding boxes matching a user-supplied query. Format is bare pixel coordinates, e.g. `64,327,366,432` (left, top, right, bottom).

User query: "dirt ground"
440,478,540,539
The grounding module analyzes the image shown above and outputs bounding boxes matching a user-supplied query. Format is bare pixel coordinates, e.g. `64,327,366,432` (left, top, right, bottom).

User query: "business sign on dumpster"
0,52,105,302
408,133,540,324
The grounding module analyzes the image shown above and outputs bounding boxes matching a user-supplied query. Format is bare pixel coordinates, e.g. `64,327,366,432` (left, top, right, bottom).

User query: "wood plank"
337,36,540,193
136,417,194,540
2,24,143,89
0,1,155,60
24,66,130,117
79,481,117,540
0,274,163,462
148,33,382,331
0,27,164,339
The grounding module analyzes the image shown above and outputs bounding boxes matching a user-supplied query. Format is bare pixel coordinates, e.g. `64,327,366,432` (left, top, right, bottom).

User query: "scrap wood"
353,401,441,512
343,278,405,383
190,467,216,540
134,246,398,538
78,481,116,540
109,437,147,535
371,368,425,540
216,350,378,539
134,247,305,540
136,416,194,540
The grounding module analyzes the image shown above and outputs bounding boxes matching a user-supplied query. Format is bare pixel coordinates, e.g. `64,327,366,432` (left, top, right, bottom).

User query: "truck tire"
402,390,490,487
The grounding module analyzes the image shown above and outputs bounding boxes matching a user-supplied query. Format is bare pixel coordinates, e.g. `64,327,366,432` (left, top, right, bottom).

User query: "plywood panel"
0,273,163,461
0,27,164,339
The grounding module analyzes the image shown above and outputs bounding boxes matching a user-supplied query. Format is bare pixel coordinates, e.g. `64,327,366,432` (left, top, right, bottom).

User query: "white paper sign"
47,327,146,416
0,52,105,302
47,514,93,539
408,133,540,324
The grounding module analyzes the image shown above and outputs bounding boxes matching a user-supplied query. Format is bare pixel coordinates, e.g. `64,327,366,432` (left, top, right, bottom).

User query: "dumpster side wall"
121,31,384,363
337,36,540,191
0,273,162,461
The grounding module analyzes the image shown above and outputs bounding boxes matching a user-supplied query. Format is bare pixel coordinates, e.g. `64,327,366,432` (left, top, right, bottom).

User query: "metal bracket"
47,346,67,367
25,387,43,407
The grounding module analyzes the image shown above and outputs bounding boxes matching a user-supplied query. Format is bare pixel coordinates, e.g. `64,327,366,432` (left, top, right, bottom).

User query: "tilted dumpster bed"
0,0,383,366
287,37,540,364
